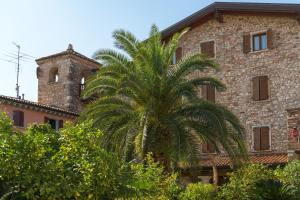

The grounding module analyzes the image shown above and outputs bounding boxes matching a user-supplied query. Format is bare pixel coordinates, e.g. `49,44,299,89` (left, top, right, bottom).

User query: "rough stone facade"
177,13,300,153
36,45,101,113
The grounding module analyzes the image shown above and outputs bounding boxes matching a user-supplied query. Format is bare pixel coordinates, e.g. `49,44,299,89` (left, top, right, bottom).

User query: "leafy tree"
0,113,179,199
276,160,300,197
178,183,216,200
82,25,246,170
217,164,274,200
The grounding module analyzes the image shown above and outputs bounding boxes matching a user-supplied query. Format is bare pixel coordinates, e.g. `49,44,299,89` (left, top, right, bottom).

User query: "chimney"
22,94,25,100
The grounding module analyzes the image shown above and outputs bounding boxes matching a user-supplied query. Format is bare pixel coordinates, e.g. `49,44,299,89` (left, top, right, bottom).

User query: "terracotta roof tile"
200,153,288,167
0,94,78,117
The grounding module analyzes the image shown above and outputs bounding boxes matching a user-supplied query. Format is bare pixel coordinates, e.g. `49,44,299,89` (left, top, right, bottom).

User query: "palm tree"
82,25,246,172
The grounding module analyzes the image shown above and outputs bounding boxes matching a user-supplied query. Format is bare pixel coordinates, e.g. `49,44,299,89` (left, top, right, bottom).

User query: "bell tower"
36,44,101,113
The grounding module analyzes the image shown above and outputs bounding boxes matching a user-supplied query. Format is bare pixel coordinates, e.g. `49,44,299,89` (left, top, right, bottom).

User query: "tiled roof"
0,94,79,117
35,44,101,66
161,2,300,39
200,153,288,167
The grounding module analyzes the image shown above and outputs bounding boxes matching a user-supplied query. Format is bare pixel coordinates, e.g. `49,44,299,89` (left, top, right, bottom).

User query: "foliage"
120,153,181,199
276,160,300,194
0,113,180,199
82,25,247,170
217,164,274,200
254,179,297,200
178,183,216,200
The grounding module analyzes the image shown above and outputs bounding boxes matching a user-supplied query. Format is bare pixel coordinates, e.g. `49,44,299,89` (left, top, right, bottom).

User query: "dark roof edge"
0,95,79,117
35,49,101,66
161,2,300,39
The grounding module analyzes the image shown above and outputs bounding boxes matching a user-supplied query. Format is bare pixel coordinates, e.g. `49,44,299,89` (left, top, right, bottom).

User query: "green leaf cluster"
82,25,247,170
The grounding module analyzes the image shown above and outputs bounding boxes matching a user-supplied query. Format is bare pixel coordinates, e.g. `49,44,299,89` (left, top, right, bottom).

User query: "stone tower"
36,44,101,113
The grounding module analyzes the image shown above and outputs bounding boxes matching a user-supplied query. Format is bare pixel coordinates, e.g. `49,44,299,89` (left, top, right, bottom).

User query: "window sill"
251,98,271,103
249,48,269,54
251,149,272,153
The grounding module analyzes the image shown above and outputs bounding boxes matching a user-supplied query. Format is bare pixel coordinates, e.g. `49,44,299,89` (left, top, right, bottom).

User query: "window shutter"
207,142,215,153
202,142,208,153
19,111,24,127
252,77,260,101
243,34,251,54
13,111,19,126
201,85,207,100
176,47,182,63
58,120,64,129
13,111,24,127
267,29,273,49
260,127,270,150
44,117,49,123
207,85,215,102
201,41,215,58
253,127,261,151
259,76,269,100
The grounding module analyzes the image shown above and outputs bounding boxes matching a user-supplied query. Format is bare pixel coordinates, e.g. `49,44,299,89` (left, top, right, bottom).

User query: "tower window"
79,77,85,96
49,68,59,83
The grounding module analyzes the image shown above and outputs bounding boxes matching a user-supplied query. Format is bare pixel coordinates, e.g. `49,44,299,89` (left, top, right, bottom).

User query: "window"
252,33,267,51
200,41,215,58
79,77,85,96
172,47,182,65
243,29,273,54
252,76,268,101
13,110,24,127
253,126,270,151
49,68,59,83
44,117,63,130
202,141,216,153
201,85,215,102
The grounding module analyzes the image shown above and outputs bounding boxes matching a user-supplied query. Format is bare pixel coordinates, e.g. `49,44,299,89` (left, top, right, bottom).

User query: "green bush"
276,160,300,197
179,183,216,200
217,164,274,200
0,113,179,199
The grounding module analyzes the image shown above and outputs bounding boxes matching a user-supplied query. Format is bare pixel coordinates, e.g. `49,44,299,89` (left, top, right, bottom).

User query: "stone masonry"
177,14,300,153
36,44,101,113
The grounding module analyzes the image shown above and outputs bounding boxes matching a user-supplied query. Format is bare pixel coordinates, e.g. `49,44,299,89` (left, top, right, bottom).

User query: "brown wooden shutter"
176,47,182,63
13,111,19,126
201,85,207,100
202,142,208,153
207,85,215,102
58,120,64,129
243,34,251,54
13,111,24,127
252,77,260,101
259,76,269,100
207,142,215,153
19,111,24,127
267,29,273,49
201,41,215,58
260,127,270,150
253,127,261,151
44,117,49,123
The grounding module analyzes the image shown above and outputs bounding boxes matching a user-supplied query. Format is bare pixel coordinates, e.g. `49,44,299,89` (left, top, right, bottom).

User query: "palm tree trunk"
209,154,219,185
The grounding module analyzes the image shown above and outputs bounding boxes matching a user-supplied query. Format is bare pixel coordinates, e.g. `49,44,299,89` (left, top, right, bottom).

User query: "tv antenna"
0,42,35,99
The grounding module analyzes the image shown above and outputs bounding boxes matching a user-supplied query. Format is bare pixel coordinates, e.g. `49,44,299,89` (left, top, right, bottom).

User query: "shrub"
179,183,216,200
276,160,300,197
217,164,274,200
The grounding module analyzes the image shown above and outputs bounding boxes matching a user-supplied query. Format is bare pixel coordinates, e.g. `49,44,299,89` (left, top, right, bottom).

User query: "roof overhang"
161,2,300,39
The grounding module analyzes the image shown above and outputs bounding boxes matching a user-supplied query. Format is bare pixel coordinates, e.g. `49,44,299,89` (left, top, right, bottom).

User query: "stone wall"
178,14,300,153
37,53,99,113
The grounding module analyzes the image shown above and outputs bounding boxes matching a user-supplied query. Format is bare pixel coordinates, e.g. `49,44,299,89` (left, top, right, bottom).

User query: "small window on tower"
79,77,85,96
49,68,59,83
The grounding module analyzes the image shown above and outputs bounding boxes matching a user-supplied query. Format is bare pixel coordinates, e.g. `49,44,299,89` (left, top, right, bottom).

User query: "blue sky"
0,0,299,101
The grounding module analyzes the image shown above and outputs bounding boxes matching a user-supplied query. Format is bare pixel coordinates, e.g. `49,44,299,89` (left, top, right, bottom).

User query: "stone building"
0,44,101,130
161,2,300,183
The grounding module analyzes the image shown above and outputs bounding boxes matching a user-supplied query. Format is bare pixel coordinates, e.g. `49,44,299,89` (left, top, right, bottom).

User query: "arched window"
49,68,59,83
79,77,85,96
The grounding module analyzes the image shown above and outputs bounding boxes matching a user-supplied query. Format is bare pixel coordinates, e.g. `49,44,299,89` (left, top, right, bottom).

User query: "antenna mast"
13,42,21,98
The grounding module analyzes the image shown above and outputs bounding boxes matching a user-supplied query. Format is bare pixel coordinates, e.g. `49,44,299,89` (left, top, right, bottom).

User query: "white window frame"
250,30,268,52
